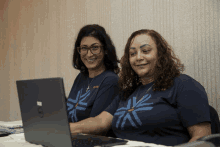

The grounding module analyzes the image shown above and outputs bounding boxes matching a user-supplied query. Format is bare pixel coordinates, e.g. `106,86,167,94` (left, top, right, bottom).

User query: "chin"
87,63,102,71
84,62,97,68
87,65,98,70
137,72,150,78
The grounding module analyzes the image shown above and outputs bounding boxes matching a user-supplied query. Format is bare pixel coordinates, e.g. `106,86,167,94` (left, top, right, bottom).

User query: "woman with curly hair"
69,29,211,146
67,24,120,124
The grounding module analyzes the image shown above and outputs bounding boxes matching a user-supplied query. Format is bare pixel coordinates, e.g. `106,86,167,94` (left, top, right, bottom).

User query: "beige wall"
0,0,219,121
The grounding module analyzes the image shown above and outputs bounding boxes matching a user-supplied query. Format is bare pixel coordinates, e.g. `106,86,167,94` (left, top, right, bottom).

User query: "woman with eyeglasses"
67,24,120,131
69,29,211,146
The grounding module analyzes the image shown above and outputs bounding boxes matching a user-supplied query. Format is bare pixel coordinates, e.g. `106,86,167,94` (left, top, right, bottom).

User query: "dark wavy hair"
119,29,185,100
73,24,120,75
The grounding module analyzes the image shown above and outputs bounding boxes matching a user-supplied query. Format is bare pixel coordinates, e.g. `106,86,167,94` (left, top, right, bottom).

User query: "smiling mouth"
136,63,148,67
87,58,97,62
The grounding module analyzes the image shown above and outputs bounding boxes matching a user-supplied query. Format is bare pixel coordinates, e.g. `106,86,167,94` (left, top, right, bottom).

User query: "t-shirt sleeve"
104,94,121,116
176,75,211,128
89,75,120,117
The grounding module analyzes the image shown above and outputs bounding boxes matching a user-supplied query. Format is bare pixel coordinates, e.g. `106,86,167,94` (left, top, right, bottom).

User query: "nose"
87,49,93,56
136,50,143,60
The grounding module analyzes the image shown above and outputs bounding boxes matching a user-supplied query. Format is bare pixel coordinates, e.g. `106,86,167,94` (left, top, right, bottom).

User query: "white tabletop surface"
0,120,23,128
0,133,170,147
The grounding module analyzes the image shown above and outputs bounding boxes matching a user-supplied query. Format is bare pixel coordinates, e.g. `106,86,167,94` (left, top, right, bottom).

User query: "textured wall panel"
0,0,219,120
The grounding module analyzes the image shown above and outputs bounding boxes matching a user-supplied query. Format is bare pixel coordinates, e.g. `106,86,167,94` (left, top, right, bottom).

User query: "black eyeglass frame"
77,45,103,55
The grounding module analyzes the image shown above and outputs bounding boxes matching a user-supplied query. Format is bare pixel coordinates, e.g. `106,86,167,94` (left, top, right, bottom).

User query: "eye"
142,50,149,53
141,48,150,54
129,52,136,57
92,46,99,50
81,46,88,50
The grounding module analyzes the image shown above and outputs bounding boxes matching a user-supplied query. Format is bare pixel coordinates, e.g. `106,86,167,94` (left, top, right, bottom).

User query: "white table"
0,133,169,147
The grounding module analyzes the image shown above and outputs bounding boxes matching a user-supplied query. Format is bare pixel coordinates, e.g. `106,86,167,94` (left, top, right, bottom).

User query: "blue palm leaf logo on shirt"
67,88,90,122
114,94,153,130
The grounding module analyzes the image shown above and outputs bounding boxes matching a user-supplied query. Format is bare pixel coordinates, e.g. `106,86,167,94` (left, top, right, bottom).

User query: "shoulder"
101,70,119,84
174,74,204,89
73,72,88,86
173,74,206,95
175,74,195,82
74,72,83,81
104,70,119,78
76,72,82,79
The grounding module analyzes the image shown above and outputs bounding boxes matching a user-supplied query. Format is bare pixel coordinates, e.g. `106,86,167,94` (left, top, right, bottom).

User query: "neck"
140,76,154,85
88,65,106,78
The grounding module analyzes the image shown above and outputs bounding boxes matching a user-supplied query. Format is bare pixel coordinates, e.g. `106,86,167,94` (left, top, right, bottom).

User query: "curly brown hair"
119,29,185,100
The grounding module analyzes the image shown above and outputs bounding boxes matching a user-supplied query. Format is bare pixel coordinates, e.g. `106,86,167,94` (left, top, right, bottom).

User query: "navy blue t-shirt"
67,70,119,122
105,74,211,146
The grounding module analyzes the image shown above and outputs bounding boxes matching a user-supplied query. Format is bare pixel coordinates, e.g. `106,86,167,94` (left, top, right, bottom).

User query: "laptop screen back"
16,78,73,147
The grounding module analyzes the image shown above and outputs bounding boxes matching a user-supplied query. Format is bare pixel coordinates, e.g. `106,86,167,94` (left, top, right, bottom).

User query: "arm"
188,122,211,142
175,75,211,142
69,111,113,136
90,84,119,117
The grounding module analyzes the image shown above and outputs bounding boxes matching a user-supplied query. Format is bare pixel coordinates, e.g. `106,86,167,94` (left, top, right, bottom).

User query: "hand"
69,122,81,135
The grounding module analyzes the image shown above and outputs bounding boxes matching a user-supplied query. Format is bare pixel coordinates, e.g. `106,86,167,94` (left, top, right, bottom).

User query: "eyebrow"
81,43,99,46
130,44,151,49
140,44,151,48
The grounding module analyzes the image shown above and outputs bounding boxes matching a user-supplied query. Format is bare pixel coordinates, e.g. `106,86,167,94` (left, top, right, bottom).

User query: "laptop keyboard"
71,133,127,147
72,137,103,146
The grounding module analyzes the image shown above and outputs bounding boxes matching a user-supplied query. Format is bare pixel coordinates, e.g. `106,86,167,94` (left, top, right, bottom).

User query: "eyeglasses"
77,45,103,55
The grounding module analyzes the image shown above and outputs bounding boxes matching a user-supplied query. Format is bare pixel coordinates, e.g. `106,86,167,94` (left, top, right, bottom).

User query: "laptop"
16,77,128,147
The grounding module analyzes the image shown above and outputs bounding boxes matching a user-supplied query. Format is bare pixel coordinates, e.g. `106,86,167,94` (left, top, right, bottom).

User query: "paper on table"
0,120,23,129
0,133,43,147
0,142,42,147
9,133,26,140
0,140,43,147
113,140,171,147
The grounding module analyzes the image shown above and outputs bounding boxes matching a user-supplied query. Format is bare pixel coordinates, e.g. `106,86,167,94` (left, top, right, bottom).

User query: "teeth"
87,59,96,62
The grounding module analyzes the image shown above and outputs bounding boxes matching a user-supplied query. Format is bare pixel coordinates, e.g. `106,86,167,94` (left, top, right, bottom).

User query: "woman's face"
80,36,105,72
129,34,158,79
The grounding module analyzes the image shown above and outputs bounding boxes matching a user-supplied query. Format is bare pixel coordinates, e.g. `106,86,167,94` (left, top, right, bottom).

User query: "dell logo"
37,101,42,106
37,101,44,118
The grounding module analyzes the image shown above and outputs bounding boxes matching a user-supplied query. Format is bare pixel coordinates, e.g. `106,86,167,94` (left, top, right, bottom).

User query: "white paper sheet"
113,140,170,147
0,120,23,128
0,133,42,147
